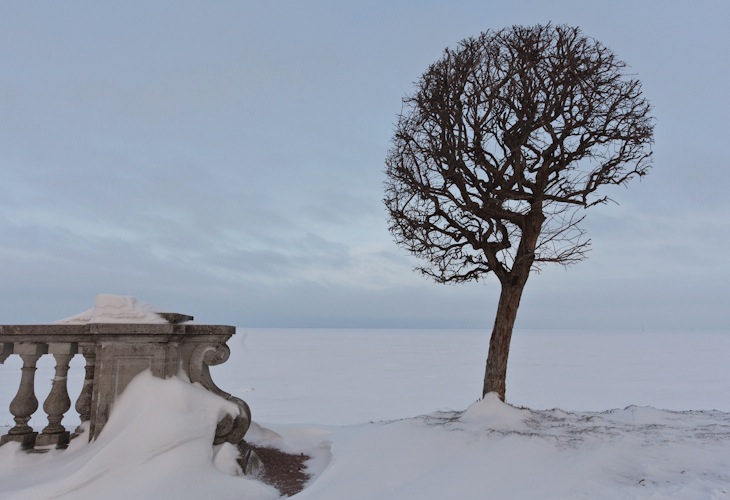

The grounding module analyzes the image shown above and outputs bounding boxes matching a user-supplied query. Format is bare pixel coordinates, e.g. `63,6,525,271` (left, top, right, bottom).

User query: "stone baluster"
0,343,48,449
74,344,96,436
36,343,78,449
0,342,11,364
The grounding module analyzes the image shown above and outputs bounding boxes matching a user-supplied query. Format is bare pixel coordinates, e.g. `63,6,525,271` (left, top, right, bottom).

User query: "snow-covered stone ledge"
0,296,253,468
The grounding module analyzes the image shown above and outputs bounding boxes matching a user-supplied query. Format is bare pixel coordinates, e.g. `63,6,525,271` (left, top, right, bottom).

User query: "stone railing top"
156,312,195,324
0,323,235,339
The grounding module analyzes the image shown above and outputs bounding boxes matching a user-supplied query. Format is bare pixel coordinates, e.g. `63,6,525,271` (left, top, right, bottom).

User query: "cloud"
0,1,729,329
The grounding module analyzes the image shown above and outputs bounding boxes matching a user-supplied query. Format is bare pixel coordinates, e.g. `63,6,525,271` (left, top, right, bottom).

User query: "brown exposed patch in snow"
252,445,310,497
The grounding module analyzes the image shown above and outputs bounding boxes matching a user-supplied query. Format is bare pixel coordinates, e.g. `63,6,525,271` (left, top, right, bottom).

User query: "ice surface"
1,328,729,498
221,329,730,425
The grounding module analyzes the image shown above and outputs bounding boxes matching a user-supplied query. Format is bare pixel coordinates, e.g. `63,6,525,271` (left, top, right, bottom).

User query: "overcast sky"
1,1,728,330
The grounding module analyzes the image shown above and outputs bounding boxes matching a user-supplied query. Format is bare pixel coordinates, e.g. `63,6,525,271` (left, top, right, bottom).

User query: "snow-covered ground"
1,328,729,498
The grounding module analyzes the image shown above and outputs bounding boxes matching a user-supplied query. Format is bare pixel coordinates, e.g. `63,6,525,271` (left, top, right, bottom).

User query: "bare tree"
384,24,654,400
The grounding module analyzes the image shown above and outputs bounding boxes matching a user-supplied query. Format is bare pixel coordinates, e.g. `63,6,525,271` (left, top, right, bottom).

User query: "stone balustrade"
0,318,252,459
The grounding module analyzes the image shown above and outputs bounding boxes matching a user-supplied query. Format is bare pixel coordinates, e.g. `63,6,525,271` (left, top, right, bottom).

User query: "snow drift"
0,372,278,500
2,380,729,499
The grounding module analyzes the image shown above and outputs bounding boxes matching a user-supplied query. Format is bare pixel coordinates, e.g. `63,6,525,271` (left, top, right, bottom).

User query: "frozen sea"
223,328,730,424
2,328,730,429
1,328,729,499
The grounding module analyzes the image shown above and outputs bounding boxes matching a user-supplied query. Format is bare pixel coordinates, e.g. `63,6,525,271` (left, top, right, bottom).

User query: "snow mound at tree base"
292,396,730,499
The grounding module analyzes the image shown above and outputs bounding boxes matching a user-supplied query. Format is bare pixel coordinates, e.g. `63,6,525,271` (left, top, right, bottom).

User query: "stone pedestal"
0,432,38,449
35,431,70,448
86,323,236,440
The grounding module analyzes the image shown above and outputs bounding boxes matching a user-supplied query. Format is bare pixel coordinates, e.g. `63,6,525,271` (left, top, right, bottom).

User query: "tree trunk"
482,276,528,400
